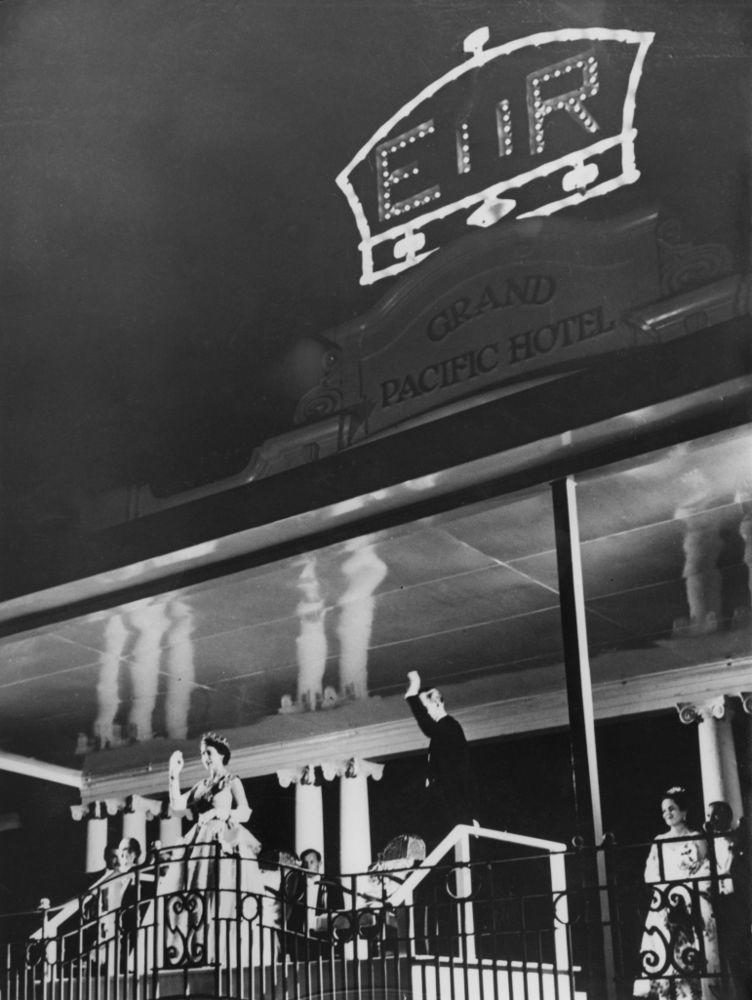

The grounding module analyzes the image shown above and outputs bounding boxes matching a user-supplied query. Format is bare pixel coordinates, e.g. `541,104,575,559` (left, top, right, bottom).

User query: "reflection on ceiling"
0,427,750,766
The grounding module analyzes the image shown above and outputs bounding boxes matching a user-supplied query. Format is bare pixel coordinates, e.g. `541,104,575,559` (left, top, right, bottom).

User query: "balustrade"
1,829,749,1000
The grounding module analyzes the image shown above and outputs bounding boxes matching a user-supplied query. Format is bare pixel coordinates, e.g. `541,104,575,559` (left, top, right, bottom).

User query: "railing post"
453,830,475,964
704,831,723,994
151,849,160,1000
213,842,221,998
234,851,241,1000
549,850,570,972
39,898,51,1000
133,866,141,1000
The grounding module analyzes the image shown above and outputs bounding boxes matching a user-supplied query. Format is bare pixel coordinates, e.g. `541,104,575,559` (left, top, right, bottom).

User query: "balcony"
1,826,747,1000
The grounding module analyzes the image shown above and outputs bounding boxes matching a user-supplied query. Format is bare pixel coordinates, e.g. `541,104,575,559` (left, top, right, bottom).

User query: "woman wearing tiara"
161,733,265,961
634,787,720,1000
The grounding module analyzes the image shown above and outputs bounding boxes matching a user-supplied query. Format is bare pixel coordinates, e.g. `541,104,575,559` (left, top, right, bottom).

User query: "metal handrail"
28,867,135,940
388,824,566,907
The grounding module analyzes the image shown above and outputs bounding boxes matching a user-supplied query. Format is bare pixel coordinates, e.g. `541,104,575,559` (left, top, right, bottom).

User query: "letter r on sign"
527,52,600,155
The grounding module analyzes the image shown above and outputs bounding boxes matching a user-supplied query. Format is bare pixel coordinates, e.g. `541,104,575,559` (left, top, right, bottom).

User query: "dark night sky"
1,0,749,585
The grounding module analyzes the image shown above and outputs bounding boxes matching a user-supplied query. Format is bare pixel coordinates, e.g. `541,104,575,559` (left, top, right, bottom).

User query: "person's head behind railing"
116,839,142,873
705,800,733,835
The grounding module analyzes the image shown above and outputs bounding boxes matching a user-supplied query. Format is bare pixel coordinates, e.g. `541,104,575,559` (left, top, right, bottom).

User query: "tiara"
666,786,686,795
202,732,231,750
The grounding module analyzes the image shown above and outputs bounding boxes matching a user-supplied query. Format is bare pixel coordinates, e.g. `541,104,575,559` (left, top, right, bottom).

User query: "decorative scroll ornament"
676,703,699,726
739,692,752,715
329,907,385,943
675,696,728,725
240,893,260,922
24,940,44,968
164,891,207,968
293,342,343,426
657,218,734,296
639,881,708,979
294,386,343,425
706,696,728,720
320,757,385,783
276,763,321,788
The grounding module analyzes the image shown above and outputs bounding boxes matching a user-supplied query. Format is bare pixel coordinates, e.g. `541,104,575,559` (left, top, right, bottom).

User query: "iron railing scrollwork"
639,880,707,978
163,890,207,968
1,834,748,1000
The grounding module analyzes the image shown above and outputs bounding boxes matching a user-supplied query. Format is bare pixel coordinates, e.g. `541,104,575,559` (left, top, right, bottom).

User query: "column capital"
124,794,164,819
71,794,165,822
676,695,731,724
277,757,385,787
70,798,125,821
739,691,752,715
321,756,384,782
277,763,320,788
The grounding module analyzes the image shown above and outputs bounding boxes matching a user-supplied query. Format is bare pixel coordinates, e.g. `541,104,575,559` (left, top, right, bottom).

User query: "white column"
296,782,324,857
278,764,324,858
85,805,109,873
122,802,147,851
334,758,384,875
72,800,120,872
739,692,752,865
677,696,743,824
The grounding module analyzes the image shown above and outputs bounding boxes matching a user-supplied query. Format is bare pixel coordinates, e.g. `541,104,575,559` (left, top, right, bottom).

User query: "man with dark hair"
116,837,146,970
301,848,345,920
404,670,478,838
283,849,345,959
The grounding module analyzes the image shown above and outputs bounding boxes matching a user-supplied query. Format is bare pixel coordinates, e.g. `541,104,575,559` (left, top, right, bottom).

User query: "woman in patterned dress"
634,787,720,1000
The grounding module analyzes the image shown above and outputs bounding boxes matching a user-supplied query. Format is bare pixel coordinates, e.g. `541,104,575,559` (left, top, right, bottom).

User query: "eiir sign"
337,27,654,285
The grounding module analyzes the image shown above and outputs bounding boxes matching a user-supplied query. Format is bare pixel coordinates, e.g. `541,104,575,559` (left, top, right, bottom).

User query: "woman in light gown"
161,733,264,965
634,787,720,1000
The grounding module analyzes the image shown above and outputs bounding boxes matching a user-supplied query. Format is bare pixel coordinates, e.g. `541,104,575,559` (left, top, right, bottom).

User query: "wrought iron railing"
1,829,748,1000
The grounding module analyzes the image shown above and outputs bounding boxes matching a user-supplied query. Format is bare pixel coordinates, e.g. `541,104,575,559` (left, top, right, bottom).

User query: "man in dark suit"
115,838,154,971
283,849,345,959
279,853,307,959
301,849,345,921
404,670,478,839
704,802,750,999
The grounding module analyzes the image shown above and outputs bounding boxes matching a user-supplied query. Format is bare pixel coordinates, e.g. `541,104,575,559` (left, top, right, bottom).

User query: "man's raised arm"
405,671,435,738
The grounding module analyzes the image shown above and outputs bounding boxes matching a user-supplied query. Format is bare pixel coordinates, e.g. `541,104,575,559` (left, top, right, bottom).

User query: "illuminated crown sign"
337,27,654,286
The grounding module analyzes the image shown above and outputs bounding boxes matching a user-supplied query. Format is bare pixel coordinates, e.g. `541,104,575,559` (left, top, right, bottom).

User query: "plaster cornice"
79,656,752,805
